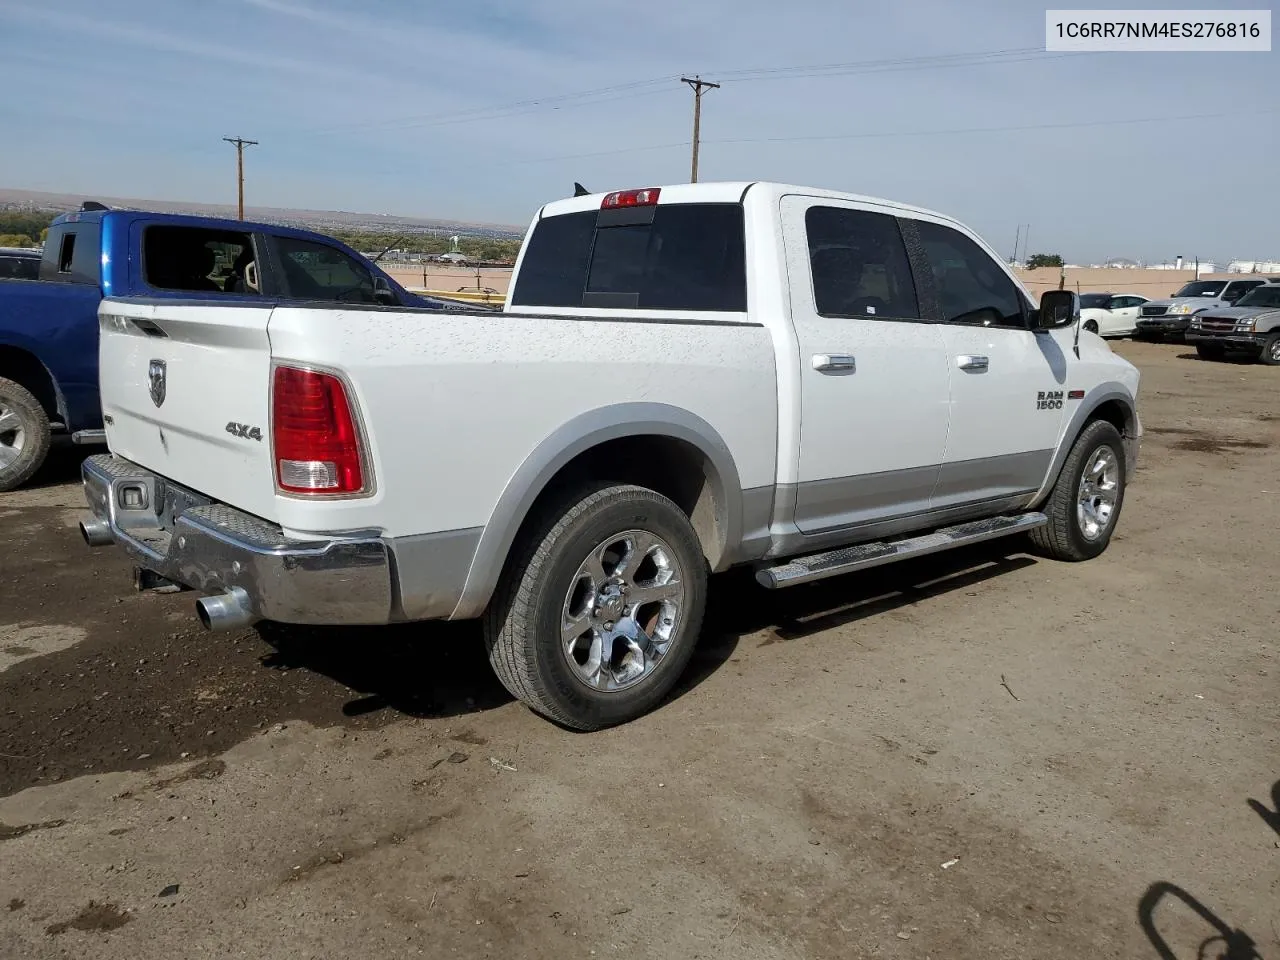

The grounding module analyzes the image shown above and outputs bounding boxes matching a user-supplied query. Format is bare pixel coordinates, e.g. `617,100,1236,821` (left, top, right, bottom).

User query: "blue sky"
2,0,1276,262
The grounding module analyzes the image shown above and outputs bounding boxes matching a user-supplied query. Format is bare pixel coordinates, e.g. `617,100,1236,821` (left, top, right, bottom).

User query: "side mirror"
373,275,397,306
1035,289,1079,329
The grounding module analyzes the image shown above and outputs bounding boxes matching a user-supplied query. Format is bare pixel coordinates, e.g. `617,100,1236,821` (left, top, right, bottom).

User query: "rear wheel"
1196,343,1226,361
484,483,708,730
1259,332,1280,366
0,377,52,493
1030,419,1126,562
1083,319,1099,335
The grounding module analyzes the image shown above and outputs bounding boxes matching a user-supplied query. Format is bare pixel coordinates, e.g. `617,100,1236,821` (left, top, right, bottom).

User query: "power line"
514,106,1280,166
703,107,1280,146
307,46,1086,138
680,76,719,183
222,137,258,220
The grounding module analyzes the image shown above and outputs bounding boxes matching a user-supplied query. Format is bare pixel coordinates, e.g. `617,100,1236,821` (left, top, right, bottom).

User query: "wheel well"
0,347,59,422
1089,399,1133,438
519,434,724,564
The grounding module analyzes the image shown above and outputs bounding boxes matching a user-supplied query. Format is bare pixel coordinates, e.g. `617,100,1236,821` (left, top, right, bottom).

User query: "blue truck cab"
0,205,453,491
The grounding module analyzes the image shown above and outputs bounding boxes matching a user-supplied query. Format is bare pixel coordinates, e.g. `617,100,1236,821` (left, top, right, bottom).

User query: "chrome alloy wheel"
1076,445,1120,541
561,530,685,692
1269,338,1280,363
0,404,26,470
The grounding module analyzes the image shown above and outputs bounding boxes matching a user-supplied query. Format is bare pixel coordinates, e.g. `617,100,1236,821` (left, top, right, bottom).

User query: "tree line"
0,212,55,248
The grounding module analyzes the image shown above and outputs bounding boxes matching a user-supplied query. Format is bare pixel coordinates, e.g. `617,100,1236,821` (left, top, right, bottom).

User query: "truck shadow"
1138,881,1263,960
259,539,1039,722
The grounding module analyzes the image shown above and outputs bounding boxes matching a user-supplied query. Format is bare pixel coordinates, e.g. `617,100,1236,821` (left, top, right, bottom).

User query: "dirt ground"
1,339,1277,960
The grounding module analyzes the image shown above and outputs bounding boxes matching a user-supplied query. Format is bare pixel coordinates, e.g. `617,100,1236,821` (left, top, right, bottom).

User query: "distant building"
1227,260,1280,273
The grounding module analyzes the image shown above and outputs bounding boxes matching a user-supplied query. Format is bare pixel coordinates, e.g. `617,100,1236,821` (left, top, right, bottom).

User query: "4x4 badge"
148,359,167,408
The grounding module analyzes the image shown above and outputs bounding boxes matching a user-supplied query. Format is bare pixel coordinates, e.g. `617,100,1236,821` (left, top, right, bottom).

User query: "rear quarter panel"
265,307,779,541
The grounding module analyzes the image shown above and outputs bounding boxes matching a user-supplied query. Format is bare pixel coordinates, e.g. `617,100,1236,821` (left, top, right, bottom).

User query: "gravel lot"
1,339,1276,960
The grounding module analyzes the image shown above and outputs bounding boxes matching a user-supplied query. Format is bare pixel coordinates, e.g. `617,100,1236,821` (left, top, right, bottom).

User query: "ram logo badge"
147,359,167,408
1036,390,1064,410
225,422,264,442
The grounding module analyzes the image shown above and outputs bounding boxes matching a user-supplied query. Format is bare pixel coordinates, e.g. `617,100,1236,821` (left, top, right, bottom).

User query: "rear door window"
273,236,377,303
804,206,920,320
511,203,747,312
144,226,258,294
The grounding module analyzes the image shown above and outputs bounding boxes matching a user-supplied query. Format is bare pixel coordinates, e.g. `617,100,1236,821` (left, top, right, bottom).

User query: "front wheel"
0,377,52,493
1259,332,1280,366
484,483,708,730
1030,419,1127,562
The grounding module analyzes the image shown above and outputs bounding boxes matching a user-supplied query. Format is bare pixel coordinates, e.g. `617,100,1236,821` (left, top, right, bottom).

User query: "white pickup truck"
80,181,1141,729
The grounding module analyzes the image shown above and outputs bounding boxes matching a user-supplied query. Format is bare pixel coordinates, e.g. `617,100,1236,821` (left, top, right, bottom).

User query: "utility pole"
680,76,719,183
222,137,258,220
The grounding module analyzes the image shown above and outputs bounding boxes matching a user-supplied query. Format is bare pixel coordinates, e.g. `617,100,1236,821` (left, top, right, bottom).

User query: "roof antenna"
573,182,590,197
81,200,109,211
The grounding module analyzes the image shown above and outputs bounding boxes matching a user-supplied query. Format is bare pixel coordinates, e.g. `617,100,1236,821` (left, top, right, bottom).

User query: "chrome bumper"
1185,331,1261,345
80,454,394,627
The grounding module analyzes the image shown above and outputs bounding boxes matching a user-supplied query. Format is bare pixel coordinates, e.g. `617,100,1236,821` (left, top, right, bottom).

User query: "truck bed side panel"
265,307,779,543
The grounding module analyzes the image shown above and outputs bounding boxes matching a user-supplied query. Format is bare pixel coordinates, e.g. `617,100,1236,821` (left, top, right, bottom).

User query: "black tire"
1196,343,1226,361
1083,319,1099,334
0,377,52,493
484,483,708,730
1029,419,1127,562
1259,332,1280,366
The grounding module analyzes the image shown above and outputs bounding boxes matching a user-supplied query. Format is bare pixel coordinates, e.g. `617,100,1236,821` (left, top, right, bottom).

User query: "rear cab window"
40,222,102,285
511,202,746,312
143,225,260,295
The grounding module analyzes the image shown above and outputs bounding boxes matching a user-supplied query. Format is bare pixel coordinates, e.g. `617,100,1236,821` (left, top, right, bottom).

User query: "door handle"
812,353,855,372
956,355,989,372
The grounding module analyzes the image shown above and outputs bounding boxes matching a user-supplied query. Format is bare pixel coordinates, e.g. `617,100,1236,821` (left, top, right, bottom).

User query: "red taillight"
601,187,660,209
271,365,366,495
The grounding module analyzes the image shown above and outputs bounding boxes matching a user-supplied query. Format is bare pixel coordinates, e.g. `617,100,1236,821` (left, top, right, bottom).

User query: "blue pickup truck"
0,205,460,491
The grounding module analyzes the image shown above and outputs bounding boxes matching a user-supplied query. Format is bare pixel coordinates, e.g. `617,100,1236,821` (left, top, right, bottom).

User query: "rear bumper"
80,454,395,626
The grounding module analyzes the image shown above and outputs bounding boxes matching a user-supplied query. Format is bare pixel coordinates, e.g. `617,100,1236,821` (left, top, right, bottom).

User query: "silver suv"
1134,277,1270,342
1186,280,1280,364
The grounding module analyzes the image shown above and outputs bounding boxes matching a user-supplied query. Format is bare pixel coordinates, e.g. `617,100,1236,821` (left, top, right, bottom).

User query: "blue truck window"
274,236,376,303
57,234,76,273
144,226,257,294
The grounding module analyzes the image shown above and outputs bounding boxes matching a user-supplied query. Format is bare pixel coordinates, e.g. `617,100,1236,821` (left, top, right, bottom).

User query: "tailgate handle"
130,318,168,338
957,355,988,372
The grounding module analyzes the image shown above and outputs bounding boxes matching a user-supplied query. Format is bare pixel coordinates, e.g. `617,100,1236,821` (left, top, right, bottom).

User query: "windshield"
1078,293,1111,309
1173,281,1224,298
1236,285,1280,308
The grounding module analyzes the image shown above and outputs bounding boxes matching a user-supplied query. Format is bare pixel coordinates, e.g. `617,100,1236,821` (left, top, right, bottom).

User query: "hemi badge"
1068,390,1085,400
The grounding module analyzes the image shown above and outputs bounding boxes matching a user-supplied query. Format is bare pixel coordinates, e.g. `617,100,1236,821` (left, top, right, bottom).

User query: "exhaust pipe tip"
80,517,114,547
195,587,256,632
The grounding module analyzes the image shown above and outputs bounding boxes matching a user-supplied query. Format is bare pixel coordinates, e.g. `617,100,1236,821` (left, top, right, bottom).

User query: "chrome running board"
756,512,1048,589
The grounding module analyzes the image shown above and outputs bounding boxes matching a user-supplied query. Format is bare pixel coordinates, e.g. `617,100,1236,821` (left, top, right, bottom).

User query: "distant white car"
1079,293,1149,338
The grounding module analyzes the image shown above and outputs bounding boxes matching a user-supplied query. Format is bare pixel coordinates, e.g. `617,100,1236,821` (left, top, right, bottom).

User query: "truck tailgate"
98,300,278,522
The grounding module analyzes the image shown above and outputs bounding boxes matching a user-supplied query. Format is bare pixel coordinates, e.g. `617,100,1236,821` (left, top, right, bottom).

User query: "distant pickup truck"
80,181,1142,730
1186,279,1280,364
1134,277,1272,342
0,206,463,490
